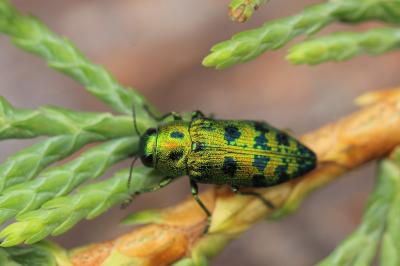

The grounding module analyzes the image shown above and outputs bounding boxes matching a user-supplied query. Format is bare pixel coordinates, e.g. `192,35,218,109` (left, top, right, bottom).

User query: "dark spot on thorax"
170,131,184,139
169,150,183,160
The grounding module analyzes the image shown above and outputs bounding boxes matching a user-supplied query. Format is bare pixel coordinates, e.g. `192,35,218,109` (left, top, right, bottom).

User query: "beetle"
129,109,317,228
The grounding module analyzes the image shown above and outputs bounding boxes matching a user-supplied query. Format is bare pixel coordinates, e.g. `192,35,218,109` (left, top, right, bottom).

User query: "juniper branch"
0,167,164,246
0,137,136,225
0,241,67,265
0,94,150,193
0,96,143,140
380,151,400,265
0,246,56,265
0,0,152,115
317,158,400,266
288,28,400,65
203,0,400,69
0,135,92,192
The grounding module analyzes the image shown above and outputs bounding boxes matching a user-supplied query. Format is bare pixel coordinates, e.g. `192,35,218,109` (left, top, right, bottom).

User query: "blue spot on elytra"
199,163,212,174
295,158,316,176
253,123,270,150
297,143,316,160
253,155,270,172
254,122,270,133
252,174,265,187
274,165,289,181
222,157,237,177
276,133,289,146
254,133,269,150
170,131,184,139
168,150,183,160
224,126,241,144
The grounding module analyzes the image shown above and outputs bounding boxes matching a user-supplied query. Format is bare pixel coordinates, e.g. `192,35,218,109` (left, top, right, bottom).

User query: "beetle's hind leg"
190,179,212,233
231,187,275,209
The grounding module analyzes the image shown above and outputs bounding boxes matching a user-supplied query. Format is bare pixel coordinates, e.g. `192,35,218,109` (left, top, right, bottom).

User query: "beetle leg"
191,110,206,119
121,177,173,209
190,179,211,233
191,110,217,119
144,105,182,122
141,176,174,193
231,187,275,209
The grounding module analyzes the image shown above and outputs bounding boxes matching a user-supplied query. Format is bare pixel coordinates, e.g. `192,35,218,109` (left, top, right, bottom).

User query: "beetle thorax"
153,122,191,176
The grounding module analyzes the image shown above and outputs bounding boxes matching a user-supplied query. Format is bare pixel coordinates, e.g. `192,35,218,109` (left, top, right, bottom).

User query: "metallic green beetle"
134,110,316,224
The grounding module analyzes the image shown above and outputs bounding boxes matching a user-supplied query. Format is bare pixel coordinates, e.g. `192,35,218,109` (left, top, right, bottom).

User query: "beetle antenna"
132,106,142,136
127,157,139,188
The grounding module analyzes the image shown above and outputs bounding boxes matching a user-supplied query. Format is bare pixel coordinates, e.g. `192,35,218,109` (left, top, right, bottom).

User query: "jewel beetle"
130,109,317,228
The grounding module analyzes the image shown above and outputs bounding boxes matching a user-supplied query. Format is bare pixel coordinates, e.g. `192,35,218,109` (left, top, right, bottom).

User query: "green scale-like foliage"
0,167,164,247
0,0,165,249
205,0,400,69
288,28,400,65
0,0,148,115
317,149,400,266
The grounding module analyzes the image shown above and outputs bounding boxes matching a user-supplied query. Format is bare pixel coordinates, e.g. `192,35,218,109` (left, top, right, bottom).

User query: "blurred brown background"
1,1,399,265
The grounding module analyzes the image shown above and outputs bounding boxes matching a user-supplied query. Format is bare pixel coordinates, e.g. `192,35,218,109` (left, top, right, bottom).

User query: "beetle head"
139,127,157,167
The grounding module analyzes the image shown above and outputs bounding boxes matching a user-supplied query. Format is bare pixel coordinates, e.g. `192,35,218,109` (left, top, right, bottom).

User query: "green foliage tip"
288,28,400,65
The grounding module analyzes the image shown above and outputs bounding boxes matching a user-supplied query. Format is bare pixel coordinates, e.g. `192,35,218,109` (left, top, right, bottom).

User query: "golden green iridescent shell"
141,118,316,188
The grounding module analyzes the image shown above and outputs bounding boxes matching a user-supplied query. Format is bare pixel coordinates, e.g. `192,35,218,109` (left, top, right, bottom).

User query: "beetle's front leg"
231,186,275,209
121,176,174,209
190,179,211,233
144,105,182,122
191,110,206,119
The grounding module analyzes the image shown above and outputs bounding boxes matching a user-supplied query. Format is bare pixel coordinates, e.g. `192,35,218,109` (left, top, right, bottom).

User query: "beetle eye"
144,128,157,137
141,154,153,167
